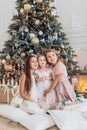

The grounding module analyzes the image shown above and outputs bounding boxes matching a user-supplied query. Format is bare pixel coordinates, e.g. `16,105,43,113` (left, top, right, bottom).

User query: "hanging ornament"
73,58,77,62
2,59,6,64
53,32,58,40
44,17,46,20
57,50,60,54
12,31,16,36
48,23,51,30
36,0,43,3
35,19,40,25
25,41,29,45
38,31,43,36
65,57,68,63
20,8,24,14
40,38,45,42
34,11,36,14
49,1,54,7
24,0,28,3
4,64,13,72
25,42,29,48
33,0,36,4
52,10,57,16
31,37,39,45
24,3,31,11
25,27,28,32
19,26,24,32
29,49,34,53
31,5,33,7
29,33,35,39
21,32,25,39
6,55,10,60
15,43,19,49
60,44,64,49
20,53,26,57
26,15,28,20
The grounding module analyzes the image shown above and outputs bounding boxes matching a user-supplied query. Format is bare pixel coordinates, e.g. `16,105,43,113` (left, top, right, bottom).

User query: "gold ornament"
31,37,39,45
20,52,26,57
24,0,28,3
4,64,14,72
29,49,34,53
36,0,43,3
20,8,24,14
15,43,19,48
2,59,6,64
35,19,40,25
24,3,31,11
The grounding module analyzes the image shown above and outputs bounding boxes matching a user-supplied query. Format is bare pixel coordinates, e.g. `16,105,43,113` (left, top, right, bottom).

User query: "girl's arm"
20,73,37,103
35,74,41,82
43,74,61,96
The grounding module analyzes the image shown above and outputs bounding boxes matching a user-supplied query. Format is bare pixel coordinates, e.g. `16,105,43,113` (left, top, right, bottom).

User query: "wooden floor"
0,116,59,130
0,116,27,130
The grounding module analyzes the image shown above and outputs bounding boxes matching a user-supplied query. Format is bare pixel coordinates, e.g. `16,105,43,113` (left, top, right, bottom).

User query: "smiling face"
29,56,38,70
46,51,58,66
38,55,47,68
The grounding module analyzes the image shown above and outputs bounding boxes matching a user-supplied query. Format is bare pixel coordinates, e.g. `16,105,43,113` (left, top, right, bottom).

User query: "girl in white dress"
12,55,44,114
35,54,56,106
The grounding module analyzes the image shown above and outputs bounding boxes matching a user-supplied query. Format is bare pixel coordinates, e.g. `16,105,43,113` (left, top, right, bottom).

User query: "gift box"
0,87,17,104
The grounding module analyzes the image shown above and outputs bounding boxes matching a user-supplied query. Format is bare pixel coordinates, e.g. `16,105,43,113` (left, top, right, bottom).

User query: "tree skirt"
0,116,58,130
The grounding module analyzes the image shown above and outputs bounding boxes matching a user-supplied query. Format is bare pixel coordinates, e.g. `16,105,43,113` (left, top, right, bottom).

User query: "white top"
35,67,53,100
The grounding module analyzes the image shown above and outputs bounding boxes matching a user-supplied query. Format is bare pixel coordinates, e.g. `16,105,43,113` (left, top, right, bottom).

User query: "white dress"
29,75,37,100
11,75,44,114
35,67,56,105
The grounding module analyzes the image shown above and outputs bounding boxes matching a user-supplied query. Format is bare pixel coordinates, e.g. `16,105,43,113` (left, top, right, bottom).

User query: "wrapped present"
0,86,17,104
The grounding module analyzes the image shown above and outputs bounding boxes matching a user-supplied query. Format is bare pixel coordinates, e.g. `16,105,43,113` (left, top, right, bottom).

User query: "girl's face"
38,56,47,68
46,51,58,65
29,57,38,70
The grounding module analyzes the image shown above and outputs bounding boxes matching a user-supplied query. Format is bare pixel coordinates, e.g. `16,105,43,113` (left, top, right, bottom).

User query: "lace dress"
35,67,56,105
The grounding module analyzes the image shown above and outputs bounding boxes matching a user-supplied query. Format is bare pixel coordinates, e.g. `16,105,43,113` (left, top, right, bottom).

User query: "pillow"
0,104,55,130
11,94,45,114
81,111,87,121
19,113,55,130
0,104,26,122
62,102,87,112
48,110,87,130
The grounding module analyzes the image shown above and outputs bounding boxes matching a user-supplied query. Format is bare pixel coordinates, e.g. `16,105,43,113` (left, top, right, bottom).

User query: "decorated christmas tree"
0,0,79,83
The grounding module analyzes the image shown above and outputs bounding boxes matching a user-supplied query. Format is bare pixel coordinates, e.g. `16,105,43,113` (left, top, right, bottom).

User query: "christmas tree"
0,0,79,82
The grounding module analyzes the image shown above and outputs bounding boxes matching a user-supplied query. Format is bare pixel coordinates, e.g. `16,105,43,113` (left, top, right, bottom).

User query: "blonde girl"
44,49,76,103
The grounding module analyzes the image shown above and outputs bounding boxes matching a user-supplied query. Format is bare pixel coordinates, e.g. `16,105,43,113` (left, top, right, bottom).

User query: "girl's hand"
41,76,46,81
43,89,50,97
35,101,42,108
